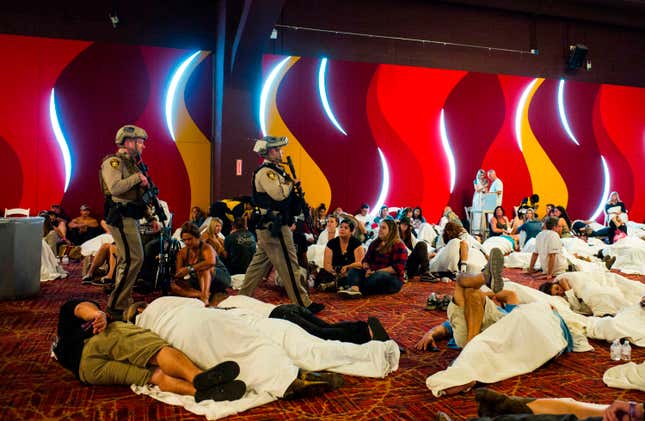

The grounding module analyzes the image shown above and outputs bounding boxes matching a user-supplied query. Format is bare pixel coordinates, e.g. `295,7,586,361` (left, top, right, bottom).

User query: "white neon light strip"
49,89,72,192
165,50,201,142
369,148,390,218
514,78,538,152
318,58,347,135
557,80,580,146
439,109,456,193
259,56,292,137
589,156,611,221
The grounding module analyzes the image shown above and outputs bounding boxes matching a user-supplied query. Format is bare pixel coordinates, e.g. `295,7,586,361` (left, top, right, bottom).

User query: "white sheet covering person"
133,296,399,418
603,360,645,392
429,235,487,274
425,301,569,397
553,271,645,317
41,239,68,281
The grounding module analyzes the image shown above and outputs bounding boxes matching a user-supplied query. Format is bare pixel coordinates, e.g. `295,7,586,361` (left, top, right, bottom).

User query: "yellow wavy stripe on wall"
521,79,569,208
266,56,332,209
174,51,211,212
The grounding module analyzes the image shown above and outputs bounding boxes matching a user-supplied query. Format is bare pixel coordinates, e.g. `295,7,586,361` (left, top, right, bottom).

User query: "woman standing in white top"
471,169,489,232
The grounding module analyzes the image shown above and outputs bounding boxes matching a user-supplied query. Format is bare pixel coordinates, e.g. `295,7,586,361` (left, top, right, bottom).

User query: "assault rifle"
135,153,167,225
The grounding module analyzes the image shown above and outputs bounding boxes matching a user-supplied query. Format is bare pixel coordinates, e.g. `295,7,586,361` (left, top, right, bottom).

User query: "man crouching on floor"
51,299,245,402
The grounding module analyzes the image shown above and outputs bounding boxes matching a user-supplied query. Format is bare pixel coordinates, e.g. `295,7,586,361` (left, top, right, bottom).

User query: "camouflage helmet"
253,136,288,156
115,125,148,145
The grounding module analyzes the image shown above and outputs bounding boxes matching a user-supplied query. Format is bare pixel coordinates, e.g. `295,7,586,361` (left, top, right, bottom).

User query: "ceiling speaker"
567,44,588,71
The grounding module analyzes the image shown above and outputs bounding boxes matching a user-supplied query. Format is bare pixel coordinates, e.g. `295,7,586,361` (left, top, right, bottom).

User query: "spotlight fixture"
108,12,119,28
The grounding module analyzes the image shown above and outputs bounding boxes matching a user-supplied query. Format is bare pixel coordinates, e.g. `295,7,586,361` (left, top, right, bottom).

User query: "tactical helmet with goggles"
253,135,288,156
115,125,148,146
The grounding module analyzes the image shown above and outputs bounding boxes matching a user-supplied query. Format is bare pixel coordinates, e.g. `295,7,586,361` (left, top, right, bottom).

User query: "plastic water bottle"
621,339,631,361
610,339,622,361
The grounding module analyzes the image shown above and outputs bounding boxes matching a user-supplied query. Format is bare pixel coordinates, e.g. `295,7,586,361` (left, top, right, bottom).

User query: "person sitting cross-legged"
52,299,246,402
315,219,365,291
339,219,408,298
171,222,231,306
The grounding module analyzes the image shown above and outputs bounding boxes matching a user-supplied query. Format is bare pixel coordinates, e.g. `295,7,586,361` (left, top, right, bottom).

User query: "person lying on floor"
339,219,408,298
422,251,574,396
51,300,246,402
538,271,645,317
129,296,399,401
211,294,391,345
436,388,644,421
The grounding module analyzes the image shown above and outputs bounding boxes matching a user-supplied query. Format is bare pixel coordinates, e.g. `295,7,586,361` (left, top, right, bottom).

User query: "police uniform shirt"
254,161,293,202
101,152,141,204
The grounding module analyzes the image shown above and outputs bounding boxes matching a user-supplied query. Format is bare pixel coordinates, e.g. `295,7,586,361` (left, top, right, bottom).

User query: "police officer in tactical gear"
100,125,150,320
239,136,324,314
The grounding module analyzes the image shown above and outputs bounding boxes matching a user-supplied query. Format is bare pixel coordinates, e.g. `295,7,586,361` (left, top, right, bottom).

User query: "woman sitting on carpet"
339,219,408,298
489,206,518,250
398,217,431,282
315,219,364,291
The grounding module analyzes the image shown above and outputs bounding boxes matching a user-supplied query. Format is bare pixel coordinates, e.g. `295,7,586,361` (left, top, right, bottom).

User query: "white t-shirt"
535,230,568,275
489,178,503,206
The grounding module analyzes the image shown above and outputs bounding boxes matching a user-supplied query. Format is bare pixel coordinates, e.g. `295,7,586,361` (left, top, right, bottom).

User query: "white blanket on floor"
40,239,67,281
504,252,538,270
134,296,399,419
425,302,568,396
501,281,592,352
481,237,514,255
603,236,645,275
603,360,645,391
556,271,645,316
585,304,645,347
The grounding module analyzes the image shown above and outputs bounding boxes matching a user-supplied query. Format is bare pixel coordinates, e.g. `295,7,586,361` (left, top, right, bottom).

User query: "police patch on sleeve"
109,158,120,169
267,171,276,180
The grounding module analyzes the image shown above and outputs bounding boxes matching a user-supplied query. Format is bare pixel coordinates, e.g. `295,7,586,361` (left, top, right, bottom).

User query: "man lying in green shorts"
52,299,245,402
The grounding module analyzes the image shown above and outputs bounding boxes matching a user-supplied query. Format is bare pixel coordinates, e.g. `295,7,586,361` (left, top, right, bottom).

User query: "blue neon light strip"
165,50,201,142
369,147,390,218
318,58,347,135
557,80,580,146
49,89,72,192
439,109,456,193
259,56,292,137
589,156,611,221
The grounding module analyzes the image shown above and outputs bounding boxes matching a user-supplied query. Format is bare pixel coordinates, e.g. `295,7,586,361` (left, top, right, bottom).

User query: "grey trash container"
0,216,43,299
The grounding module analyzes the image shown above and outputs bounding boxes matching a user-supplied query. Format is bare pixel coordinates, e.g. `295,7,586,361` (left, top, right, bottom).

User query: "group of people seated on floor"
46,191,645,419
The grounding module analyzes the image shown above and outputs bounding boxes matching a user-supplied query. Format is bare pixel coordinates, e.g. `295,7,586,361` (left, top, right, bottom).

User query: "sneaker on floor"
194,361,241,391
439,295,453,311
81,274,93,285
425,295,439,311
483,248,504,293
284,371,343,400
420,273,439,283
338,288,362,299
298,370,344,389
194,379,246,402
307,302,325,314
91,276,112,287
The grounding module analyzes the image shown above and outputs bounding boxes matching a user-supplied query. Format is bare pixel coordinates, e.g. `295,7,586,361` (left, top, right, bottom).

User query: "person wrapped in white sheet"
422,251,573,396
135,296,399,392
537,271,645,317
586,296,645,347
429,222,487,277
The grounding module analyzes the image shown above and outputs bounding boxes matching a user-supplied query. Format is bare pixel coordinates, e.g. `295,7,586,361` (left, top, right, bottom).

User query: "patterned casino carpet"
0,264,644,420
